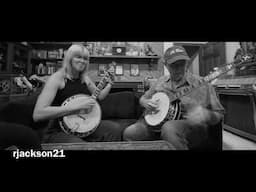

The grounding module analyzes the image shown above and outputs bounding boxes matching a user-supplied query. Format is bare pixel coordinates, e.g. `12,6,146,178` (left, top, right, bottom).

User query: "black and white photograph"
1,41,256,159
130,64,140,76
98,64,107,76
115,64,123,76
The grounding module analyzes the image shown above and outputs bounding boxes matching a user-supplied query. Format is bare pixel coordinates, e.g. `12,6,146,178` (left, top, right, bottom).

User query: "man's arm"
206,84,225,125
205,110,224,126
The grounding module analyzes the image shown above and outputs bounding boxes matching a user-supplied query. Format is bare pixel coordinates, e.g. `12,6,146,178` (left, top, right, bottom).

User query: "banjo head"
144,92,170,126
59,94,101,137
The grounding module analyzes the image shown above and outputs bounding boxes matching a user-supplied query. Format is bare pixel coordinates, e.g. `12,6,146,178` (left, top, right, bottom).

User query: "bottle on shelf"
37,63,45,75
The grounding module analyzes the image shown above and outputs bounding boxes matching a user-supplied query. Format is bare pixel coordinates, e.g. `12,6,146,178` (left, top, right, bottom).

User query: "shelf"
31,58,62,62
90,55,160,59
14,56,28,60
89,55,160,64
0,44,7,49
95,81,143,89
31,55,160,65
0,46,7,50
32,55,160,59
13,66,26,69
14,42,31,49
29,42,72,50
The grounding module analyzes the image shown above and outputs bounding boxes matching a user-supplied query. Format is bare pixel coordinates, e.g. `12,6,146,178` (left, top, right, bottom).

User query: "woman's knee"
101,120,123,135
123,125,137,141
123,122,148,141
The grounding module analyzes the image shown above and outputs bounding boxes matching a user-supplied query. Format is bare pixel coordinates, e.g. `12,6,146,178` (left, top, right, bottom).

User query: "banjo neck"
91,62,116,100
91,76,108,99
170,54,255,102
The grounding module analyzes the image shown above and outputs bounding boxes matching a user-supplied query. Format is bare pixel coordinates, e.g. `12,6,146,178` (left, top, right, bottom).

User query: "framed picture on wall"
115,64,123,75
98,64,106,76
86,42,95,55
130,64,140,76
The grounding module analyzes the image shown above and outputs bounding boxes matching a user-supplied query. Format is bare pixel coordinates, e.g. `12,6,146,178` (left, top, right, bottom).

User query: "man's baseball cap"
164,46,190,65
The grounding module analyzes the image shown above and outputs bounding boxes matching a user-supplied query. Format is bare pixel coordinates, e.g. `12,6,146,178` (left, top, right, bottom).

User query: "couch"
0,91,222,150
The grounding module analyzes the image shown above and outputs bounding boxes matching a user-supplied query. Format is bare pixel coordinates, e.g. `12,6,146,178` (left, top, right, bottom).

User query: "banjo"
59,63,115,138
144,54,255,127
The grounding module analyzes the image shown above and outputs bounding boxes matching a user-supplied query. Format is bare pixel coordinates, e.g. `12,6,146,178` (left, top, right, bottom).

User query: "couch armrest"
0,99,49,131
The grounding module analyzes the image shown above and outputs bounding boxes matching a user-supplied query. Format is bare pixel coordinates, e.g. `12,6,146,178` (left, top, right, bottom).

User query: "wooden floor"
223,130,256,150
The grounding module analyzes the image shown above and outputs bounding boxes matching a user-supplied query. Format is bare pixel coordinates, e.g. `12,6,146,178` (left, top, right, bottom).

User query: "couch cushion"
0,92,40,124
0,98,49,131
134,93,145,118
0,122,41,150
0,101,35,126
99,91,137,119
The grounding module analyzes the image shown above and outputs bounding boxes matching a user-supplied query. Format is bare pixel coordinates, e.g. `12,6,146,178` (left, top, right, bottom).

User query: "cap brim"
166,55,190,65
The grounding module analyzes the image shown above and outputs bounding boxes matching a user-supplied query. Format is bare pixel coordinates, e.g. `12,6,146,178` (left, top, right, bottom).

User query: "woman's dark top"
48,78,91,133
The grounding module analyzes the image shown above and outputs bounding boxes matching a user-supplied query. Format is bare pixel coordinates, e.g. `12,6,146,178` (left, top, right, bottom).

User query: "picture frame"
86,42,95,55
115,64,124,76
98,64,107,76
130,64,140,76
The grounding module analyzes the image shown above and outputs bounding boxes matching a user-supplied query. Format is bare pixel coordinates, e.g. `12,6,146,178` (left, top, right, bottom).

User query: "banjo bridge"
71,123,80,132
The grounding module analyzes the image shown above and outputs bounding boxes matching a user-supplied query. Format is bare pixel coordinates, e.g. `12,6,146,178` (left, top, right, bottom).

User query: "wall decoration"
130,64,140,76
115,64,123,75
98,64,107,76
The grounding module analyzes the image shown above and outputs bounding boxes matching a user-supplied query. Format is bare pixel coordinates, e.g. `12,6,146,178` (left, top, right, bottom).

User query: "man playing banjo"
123,46,225,150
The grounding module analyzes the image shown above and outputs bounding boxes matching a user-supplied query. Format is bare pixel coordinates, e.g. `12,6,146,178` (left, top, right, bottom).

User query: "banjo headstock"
103,61,116,82
235,54,255,65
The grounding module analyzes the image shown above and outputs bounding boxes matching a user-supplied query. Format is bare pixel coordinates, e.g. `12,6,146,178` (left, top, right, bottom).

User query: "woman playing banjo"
33,43,122,143
123,46,225,150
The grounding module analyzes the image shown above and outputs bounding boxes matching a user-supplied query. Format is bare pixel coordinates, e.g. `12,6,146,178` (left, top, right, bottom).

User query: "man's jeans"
123,118,208,150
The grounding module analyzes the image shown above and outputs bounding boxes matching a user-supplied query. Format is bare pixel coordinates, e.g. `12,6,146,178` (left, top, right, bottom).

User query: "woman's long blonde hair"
61,43,90,83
